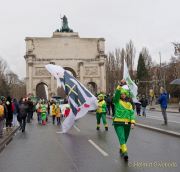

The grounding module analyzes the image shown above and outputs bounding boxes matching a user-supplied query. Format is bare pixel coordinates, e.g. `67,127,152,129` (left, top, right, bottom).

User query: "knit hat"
98,94,104,99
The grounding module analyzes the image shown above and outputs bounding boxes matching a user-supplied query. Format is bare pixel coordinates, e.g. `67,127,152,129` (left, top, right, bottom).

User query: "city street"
0,113,179,172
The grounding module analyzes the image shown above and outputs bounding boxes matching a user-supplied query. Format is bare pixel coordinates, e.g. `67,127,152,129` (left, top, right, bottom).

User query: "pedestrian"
6,96,13,131
36,100,42,124
27,98,34,123
140,95,148,117
111,94,115,116
18,98,28,132
41,100,47,125
51,102,56,125
0,99,5,138
135,99,141,116
12,98,19,126
113,81,135,161
56,103,61,125
106,94,111,116
158,87,168,125
96,94,108,131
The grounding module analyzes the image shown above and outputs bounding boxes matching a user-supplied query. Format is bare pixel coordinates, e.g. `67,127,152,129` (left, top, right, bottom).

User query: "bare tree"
125,40,136,77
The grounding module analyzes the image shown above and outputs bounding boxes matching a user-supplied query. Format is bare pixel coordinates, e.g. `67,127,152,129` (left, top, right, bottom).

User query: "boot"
123,152,128,162
105,127,108,131
96,126,100,130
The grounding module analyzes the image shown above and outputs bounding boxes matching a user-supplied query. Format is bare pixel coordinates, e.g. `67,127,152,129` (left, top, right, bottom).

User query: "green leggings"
114,124,131,145
96,113,108,127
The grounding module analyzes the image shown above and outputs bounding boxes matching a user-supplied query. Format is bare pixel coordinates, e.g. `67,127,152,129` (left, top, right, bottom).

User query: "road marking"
88,139,109,157
73,125,80,132
146,116,180,124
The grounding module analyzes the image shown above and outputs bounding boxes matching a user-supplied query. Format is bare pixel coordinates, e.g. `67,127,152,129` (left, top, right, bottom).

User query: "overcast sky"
0,0,179,78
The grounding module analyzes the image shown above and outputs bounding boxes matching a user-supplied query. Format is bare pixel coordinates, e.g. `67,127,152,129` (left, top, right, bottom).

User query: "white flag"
123,59,138,102
45,64,98,133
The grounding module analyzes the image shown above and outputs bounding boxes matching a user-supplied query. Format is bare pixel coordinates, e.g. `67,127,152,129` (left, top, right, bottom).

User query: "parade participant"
113,83,135,161
56,102,61,125
96,94,108,131
36,100,42,124
51,101,56,125
64,105,70,118
41,100,47,125
0,99,5,138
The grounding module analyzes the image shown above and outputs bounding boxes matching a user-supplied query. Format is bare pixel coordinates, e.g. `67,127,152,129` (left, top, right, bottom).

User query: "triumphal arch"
24,16,106,98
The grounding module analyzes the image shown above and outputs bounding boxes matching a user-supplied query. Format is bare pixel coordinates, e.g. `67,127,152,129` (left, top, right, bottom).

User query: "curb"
0,126,20,152
135,123,180,138
106,116,180,138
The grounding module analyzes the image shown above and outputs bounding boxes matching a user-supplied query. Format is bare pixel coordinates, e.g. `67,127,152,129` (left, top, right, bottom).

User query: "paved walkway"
148,104,179,113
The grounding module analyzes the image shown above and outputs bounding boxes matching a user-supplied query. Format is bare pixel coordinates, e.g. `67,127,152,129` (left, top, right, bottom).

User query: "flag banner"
45,64,98,133
123,59,138,102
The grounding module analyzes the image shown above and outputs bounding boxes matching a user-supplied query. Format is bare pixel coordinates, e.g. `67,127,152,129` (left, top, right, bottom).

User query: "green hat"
120,88,129,97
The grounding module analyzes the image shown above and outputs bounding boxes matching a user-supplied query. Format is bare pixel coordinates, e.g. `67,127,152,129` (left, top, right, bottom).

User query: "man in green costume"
41,100,47,125
96,94,108,131
113,84,135,161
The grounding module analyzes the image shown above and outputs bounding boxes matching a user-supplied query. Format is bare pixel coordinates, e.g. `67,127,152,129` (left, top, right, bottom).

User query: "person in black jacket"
6,96,13,130
18,98,28,132
140,95,148,117
27,98,34,123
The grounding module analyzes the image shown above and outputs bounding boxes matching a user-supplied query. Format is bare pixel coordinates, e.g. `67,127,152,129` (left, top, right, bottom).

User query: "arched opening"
36,82,48,100
64,67,76,77
87,82,97,95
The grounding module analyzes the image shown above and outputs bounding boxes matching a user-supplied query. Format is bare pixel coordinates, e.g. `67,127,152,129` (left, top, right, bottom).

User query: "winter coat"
158,93,168,109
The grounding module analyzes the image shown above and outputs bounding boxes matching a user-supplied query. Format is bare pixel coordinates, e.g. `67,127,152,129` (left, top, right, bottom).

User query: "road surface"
0,113,179,172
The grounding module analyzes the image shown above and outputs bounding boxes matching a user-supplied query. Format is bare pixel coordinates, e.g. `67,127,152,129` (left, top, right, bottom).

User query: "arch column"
99,61,106,92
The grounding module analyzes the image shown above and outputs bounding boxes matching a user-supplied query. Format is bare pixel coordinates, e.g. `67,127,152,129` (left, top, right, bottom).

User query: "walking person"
18,99,28,132
51,102,57,125
56,102,61,125
106,94,111,116
12,98,19,126
140,95,148,117
0,100,5,138
41,100,47,125
135,99,141,116
113,82,135,161
36,101,42,124
27,98,34,123
96,94,108,131
6,96,14,131
158,87,168,125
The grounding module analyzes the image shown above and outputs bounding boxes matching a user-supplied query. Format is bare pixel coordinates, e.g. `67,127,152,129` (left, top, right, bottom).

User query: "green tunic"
41,104,47,120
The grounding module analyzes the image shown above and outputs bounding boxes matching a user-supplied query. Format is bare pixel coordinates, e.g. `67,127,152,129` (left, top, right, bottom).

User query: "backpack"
0,105,4,118
19,103,27,117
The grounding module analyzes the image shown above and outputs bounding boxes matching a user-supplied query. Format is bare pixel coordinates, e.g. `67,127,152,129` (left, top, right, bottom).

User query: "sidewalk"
148,104,179,113
107,115,180,137
136,116,180,137
0,126,20,152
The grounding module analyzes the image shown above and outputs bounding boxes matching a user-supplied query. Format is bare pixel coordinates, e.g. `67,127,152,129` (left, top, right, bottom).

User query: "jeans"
161,107,168,124
13,113,18,126
141,107,146,117
19,116,27,132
